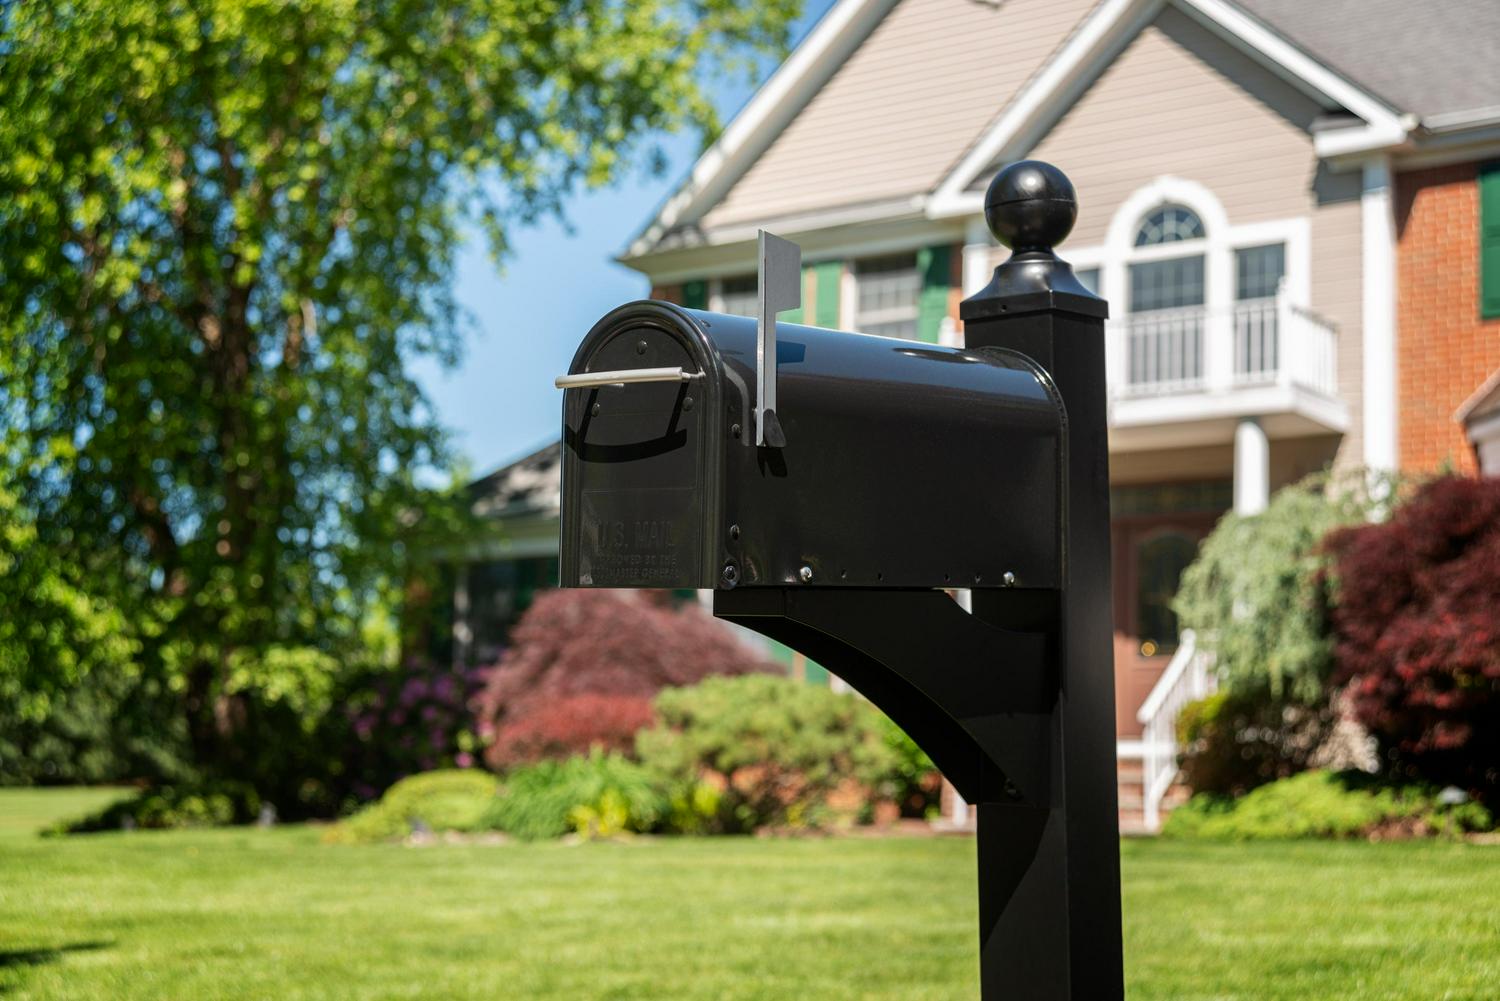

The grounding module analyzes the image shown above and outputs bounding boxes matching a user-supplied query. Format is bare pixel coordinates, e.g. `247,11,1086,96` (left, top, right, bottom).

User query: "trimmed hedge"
49,781,263,834
323,769,498,844
1163,770,1493,840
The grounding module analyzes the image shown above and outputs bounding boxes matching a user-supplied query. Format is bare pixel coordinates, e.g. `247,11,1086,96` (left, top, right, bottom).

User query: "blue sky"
418,3,837,479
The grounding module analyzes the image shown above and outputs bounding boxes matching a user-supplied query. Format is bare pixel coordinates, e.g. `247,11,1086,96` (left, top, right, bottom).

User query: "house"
448,442,562,668
462,0,1500,829
1458,367,1500,475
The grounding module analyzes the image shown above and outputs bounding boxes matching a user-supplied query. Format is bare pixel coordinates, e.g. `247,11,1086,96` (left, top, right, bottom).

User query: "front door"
1111,500,1221,738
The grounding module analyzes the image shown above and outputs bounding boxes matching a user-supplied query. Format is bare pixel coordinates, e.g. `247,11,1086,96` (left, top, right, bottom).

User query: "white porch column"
962,216,994,297
1361,157,1398,472
452,565,473,668
1234,417,1270,515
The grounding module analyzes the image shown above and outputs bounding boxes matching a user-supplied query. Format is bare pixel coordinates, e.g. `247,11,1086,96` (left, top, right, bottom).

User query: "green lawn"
1,790,1496,1000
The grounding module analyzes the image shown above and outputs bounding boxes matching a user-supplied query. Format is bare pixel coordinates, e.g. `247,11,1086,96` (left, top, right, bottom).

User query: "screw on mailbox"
553,162,1121,1001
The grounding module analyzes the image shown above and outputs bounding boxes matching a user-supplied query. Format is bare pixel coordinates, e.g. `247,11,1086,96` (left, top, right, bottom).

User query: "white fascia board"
640,211,962,285
687,194,928,250
1313,121,1413,160
1455,367,1500,424
1176,0,1405,130
928,0,1411,215
622,0,900,262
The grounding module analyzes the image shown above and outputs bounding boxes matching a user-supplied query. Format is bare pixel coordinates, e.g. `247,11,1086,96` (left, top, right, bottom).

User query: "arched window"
1134,204,1205,246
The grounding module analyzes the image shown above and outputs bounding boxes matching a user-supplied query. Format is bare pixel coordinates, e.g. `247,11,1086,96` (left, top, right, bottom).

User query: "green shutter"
682,279,707,310
1482,163,1500,319
916,244,952,343
813,261,841,328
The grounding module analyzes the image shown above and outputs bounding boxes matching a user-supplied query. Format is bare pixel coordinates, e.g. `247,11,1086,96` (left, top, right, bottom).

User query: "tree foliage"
1174,474,1379,705
0,0,797,799
475,589,771,769
1326,476,1500,802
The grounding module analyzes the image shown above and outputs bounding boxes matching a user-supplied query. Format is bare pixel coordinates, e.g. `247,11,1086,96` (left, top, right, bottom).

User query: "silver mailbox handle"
554,366,700,389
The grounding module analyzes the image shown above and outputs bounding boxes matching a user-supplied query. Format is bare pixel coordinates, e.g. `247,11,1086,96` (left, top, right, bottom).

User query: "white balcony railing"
1110,294,1338,400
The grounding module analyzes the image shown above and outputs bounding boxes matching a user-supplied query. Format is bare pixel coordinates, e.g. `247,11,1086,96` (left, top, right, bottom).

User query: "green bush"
488,751,671,841
50,781,263,834
324,769,499,844
1163,770,1493,840
636,674,900,833
1170,475,1386,795
1175,473,1381,706
875,711,940,819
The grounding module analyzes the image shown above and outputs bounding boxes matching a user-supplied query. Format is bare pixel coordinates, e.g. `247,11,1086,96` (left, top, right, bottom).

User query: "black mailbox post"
555,162,1122,1000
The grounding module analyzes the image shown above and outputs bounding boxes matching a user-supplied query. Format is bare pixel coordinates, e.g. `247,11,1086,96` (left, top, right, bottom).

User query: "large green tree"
0,0,795,799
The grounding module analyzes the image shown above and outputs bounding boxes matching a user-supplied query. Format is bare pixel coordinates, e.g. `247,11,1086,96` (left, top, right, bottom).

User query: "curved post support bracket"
714,587,1057,805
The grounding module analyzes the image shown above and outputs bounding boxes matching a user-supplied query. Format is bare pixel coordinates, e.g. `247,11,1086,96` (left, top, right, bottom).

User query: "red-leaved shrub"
476,589,771,769
484,692,655,766
1326,476,1500,803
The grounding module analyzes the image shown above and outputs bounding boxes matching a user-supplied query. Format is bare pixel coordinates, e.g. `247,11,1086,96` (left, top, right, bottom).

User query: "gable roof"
1236,0,1500,124
1456,367,1500,426
625,0,1500,265
931,0,1408,213
623,0,1099,261
469,441,560,521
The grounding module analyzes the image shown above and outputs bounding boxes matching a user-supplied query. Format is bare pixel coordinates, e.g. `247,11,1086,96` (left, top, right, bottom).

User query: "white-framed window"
1125,206,1209,389
1235,243,1285,301
1135,204,1205,246
1232,243,1287,381
715,274,758,317
853,254,920,340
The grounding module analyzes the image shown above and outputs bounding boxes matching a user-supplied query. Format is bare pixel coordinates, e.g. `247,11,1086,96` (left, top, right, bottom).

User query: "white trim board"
927,0,1409,219
638,216,965,285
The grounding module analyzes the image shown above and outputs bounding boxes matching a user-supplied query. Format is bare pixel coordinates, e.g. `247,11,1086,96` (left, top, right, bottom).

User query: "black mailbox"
559,307,1064,592
555,162,1123,1001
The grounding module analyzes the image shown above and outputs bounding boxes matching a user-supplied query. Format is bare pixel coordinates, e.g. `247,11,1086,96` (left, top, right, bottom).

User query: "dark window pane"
1135,205,1205,246
719,274,758,316
1236,244,1285,300
1129,256,1205,312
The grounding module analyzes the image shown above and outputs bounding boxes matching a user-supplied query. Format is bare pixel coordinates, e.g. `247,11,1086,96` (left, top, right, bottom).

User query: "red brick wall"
650,284,682,304
1395,162,1500,473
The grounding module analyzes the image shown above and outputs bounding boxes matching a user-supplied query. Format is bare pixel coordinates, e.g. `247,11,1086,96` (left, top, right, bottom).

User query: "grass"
0,791,1496,999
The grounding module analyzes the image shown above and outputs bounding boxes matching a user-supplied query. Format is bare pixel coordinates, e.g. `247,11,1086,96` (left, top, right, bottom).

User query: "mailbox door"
560,306,724,589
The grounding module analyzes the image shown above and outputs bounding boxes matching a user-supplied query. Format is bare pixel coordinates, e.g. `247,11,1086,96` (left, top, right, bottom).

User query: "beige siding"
1026,5,1364,470
702,0,1098,231
1310,177,1363,472
1031,7,1327,244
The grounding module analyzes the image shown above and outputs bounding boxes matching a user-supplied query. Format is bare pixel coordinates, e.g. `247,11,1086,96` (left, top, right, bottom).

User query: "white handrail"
1134,629,1216,831
1137,629,1197,725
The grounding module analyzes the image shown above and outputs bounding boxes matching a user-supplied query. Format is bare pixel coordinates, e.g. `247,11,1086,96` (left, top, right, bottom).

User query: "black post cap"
961,160,1106,321
984,160,1077,253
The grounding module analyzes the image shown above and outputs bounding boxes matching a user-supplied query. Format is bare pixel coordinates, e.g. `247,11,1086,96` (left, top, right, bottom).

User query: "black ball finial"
983,160,1077,253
